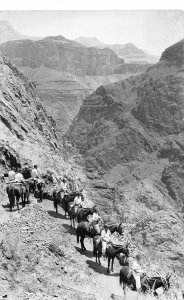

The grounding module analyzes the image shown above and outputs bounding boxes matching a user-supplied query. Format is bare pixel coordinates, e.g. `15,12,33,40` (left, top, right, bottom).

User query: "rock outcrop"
160,39,184,65
66,39,184,275
0,36,123,76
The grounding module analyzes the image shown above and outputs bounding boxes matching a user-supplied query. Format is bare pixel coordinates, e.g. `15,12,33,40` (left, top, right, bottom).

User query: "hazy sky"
0,10,184,55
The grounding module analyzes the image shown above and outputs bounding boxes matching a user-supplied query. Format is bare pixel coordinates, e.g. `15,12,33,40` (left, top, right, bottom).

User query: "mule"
36,181,45,202
76,221,103,252
93,224,126,267
69,205,96,228
106,242,129,274
6,182,29,211
68,204,78,227
119,266,171,295
6,183,16,212
76,206,96,223
93,235,102,264
107,223,124,235
53,190,84,216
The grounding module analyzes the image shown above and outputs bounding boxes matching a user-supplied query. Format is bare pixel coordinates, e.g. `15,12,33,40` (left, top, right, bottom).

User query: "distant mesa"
0,35,123,76
75,36,159,64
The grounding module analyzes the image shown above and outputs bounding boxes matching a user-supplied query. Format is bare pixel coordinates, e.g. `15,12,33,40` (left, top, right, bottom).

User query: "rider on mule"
131,253,144,291
8,166,16,182
70,191,83,215
15,169,24,183
31,165,40,192
60,178,69,199
101,224,111,259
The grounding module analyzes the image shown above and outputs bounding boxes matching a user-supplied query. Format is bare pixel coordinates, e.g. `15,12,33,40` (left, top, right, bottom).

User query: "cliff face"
66,40,184,275
160,39,184,65
0,51,69,177
0,36,122,76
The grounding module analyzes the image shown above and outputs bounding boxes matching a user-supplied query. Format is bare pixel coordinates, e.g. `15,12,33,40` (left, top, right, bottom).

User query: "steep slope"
0,51,103,299
66,39,184,275
75,37,159,63
0,21,39,44
0,50,81,180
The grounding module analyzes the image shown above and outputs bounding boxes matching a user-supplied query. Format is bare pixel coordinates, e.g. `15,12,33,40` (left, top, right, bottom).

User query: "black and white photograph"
0,4,184,300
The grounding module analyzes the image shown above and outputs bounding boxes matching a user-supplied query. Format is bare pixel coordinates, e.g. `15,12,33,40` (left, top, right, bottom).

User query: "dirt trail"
0,191,124,300
39,199,124,300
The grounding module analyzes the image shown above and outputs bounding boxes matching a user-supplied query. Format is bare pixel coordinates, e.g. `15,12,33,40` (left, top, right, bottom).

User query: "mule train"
3,171,172,296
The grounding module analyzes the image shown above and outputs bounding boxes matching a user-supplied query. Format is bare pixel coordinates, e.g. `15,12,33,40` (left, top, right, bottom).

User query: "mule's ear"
166,273,171,280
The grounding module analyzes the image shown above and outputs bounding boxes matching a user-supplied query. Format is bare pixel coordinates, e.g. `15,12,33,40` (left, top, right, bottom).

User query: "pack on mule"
106,242,129,274
119,267,171,296
76,221,103,252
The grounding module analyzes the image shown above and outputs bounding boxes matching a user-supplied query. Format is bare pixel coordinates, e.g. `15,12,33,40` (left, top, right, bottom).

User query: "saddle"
109,243,124,250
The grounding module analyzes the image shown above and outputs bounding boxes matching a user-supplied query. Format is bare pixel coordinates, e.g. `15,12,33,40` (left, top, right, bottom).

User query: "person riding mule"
69,191,84,227
60,178,69,199
130,253,144,292
8,166,16,182
101,224,111,259
31,165,40,192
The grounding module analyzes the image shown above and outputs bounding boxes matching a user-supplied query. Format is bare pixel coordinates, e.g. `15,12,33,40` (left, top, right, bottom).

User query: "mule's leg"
107,257,110,274
22,194,25,208
70,216,73,227
27,191,30,204
10,198,12,212
98,253,101,265
81,237,86,252
16,195,20,210
39,190,42,202
111,257,115,272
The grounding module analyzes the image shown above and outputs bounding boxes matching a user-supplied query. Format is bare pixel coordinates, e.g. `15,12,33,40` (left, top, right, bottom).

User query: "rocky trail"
0,187,125,300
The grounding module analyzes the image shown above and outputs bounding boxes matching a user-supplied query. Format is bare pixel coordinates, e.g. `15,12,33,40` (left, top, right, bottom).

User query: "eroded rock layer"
66,39,184,274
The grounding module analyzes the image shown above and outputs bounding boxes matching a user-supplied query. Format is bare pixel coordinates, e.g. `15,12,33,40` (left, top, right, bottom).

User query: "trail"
0,190,124,300
39,199,124,300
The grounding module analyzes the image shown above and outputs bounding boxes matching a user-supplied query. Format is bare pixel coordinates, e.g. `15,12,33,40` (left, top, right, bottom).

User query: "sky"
0,10,184,55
